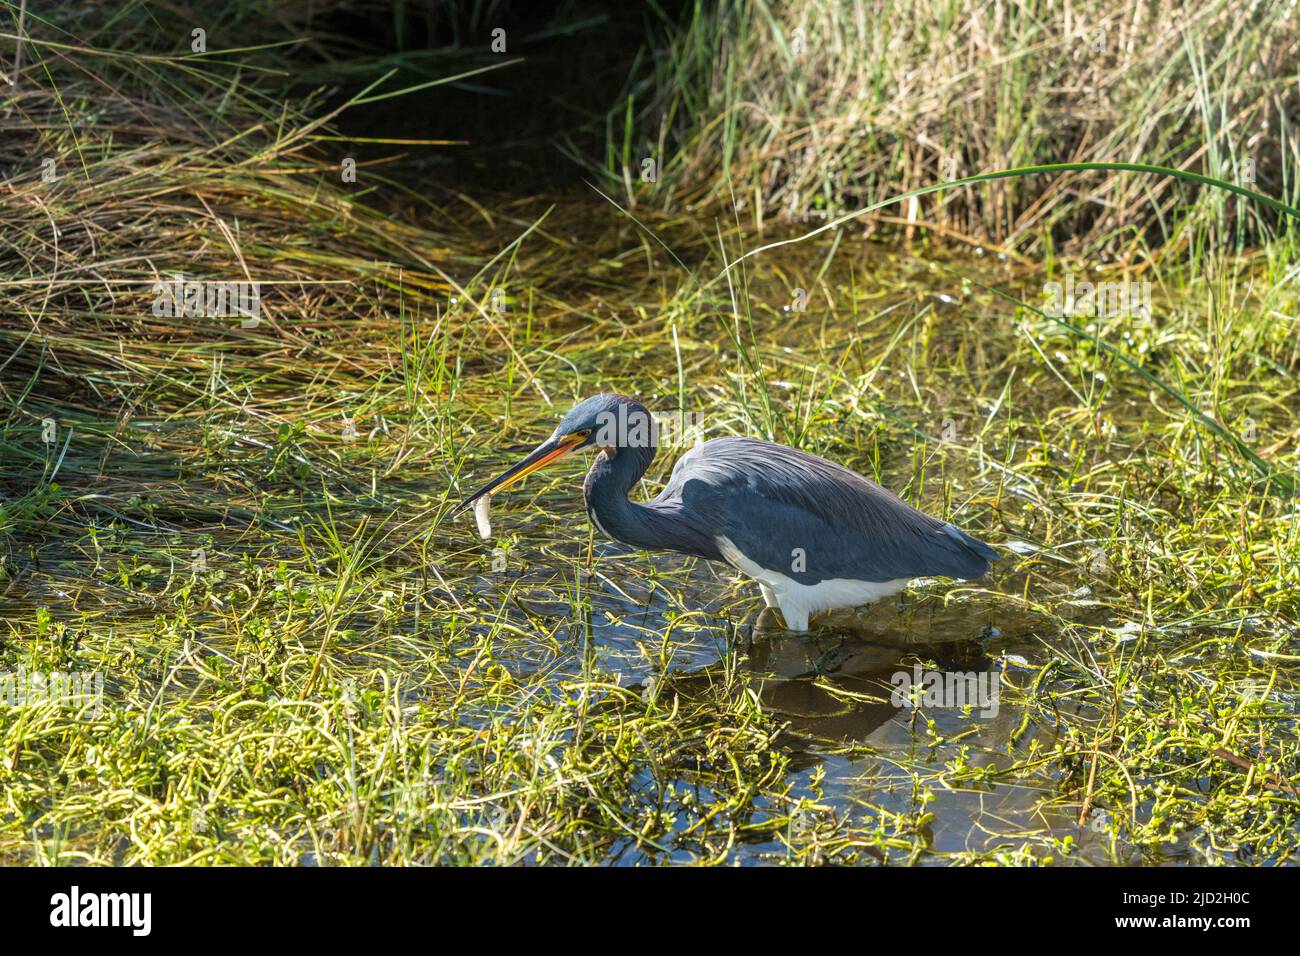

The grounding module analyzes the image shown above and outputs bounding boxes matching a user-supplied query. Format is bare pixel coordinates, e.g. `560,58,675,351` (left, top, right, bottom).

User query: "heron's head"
450,393,651,517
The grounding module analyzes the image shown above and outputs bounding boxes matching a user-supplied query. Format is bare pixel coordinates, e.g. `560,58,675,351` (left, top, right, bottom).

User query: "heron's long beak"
449,431,585,517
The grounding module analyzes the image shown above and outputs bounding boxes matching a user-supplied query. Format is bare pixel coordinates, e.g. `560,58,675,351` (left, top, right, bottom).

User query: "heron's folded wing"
666,437,993,583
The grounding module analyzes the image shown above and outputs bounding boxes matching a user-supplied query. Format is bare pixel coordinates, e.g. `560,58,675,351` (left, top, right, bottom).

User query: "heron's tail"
940,523,999,577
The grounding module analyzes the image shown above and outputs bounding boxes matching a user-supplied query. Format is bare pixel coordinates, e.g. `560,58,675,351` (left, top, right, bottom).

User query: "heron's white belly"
716,536,909,632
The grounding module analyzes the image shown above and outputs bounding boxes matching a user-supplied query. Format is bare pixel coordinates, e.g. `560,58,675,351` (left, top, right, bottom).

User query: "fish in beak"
449,431,586,523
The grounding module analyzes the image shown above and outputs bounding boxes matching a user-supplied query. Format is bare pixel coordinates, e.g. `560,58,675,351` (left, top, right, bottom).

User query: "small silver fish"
472,493,493,540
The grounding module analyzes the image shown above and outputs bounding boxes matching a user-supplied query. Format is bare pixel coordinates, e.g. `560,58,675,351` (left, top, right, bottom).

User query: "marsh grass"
1,3,1298,865
597,0,1300,258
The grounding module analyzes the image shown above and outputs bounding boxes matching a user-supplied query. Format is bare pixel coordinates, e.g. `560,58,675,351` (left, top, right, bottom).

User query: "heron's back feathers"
654,437,997,585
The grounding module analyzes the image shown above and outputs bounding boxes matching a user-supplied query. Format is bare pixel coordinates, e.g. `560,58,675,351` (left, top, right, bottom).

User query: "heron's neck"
582,441,721,561
582,443,659,548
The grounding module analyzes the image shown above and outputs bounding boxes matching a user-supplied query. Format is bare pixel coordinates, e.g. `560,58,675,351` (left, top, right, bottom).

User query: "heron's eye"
575,429,592,440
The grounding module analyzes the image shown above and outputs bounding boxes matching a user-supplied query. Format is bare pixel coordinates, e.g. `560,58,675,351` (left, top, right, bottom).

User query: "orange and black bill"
449,431,584,518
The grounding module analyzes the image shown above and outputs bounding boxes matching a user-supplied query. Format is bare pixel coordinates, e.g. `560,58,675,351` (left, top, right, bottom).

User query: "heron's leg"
759,584,779,608
773,594,810,632
752,606,784,639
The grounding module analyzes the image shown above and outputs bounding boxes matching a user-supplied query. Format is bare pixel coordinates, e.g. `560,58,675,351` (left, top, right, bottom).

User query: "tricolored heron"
451,394,997,631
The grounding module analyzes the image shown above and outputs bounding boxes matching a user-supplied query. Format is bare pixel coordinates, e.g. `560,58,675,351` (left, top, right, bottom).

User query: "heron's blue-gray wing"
656,437,996,585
